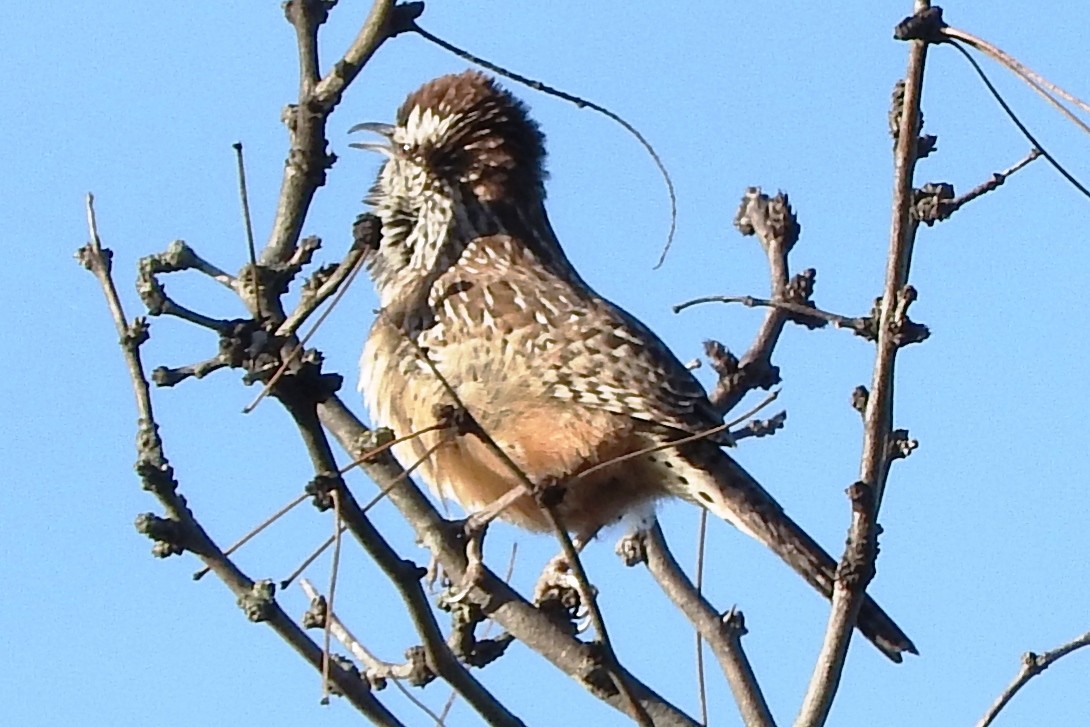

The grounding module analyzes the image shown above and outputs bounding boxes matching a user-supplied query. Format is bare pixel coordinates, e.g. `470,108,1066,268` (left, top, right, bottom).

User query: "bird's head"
351,71,548,306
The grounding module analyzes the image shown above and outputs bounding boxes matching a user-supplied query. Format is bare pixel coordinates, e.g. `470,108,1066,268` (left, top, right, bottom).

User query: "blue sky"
4,3,1089,725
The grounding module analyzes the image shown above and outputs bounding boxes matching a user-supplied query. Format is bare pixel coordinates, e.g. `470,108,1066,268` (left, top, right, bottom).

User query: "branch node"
302,593,327,629
389,2,426,35
889,80,932,154
533,556,586,635
731,410,788,442
76,241,112,274
306,473,344,511
404,645,437,687
913,182,956,225
734,188,801,254
445,598,514,668
355,427,397,464
893,6,947,44
851,385,870,416
890,284,930,347
238,580,277,623
722,607,748,638
838,483,878,590
888,428,919,461
704,339,781,399
134,513,186,557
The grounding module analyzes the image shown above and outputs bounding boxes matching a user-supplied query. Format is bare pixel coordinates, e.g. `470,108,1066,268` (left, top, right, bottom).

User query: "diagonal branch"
690,188,802,416
280,393,525,727
975,628,1090,727
914,148,1043,225
316,395,700,727
619,523,776,727
77,195,400,724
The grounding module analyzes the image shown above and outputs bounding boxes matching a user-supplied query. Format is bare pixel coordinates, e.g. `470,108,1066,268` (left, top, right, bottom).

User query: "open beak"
348,122,396,155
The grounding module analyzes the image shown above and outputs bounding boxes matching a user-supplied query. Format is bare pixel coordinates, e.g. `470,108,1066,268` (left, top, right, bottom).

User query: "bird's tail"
673,442,917,662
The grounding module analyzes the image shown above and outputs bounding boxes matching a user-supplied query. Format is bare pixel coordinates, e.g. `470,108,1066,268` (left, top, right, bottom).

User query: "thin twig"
695,509,709,727
194,492,308,580
277,231,371,338
233,142,263,320
340,423,447,477
319,488,344,705
935,148,1043,220
940,26,1090,130
153,355,231,388
675,295,866,335
358,440,446,514
942,38,1090,200
300,579,447,724
975,628,1090,727
141,240,236,288
280,524,347,590
572,390,779,485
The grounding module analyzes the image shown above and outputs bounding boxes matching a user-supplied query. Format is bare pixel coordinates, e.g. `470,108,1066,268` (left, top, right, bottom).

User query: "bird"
352,70,916,662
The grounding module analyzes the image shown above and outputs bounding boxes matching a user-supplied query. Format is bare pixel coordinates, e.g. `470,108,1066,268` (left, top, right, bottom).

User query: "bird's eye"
400,143,413,154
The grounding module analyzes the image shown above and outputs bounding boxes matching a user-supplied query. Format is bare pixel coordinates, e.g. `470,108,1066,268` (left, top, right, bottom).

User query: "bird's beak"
348,122,396,155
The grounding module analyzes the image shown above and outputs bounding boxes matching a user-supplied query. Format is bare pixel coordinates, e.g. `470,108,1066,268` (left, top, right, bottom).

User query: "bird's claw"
445,516,488,603
533,552,594,633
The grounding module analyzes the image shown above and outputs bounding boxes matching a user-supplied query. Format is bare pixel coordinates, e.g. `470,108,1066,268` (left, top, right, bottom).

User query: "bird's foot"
533,552,594,634
444,516,489,603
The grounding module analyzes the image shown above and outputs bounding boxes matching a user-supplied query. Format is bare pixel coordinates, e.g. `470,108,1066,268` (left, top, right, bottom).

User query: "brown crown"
396,70,548,201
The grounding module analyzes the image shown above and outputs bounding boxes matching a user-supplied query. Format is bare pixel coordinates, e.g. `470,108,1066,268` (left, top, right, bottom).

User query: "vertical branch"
263,0,422,268
796,3,932,725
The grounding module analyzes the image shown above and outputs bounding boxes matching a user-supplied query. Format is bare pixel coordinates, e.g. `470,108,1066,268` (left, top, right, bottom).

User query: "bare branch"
796,3,933,723
152,355,231,388
976,628,1090,727
914,148,1043,224
697,188,802,414
618,523,775,727
76,196,399,723
277,214,377,337
264,1,422,268
281,396,524,726
300,579,446,723
675,294,876,340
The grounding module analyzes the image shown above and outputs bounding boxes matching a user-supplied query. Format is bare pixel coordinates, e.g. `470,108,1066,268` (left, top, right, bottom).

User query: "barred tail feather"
674,443,917,662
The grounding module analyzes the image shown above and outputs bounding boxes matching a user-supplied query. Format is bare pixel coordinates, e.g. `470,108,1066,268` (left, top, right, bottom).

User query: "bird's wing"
535,290,724,436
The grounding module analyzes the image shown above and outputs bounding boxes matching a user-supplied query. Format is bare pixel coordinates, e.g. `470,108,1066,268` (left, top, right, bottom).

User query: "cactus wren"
354,71,915,661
